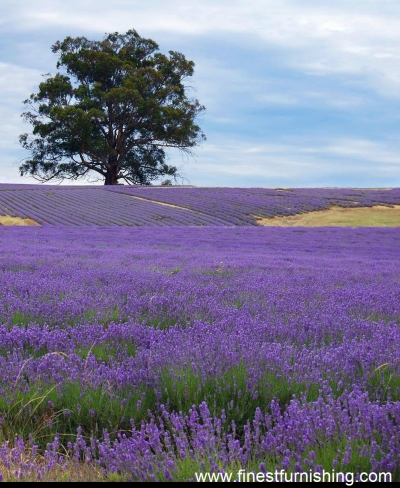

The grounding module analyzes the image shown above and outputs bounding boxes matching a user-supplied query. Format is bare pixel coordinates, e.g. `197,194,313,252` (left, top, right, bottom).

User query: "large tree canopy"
19,29,206,185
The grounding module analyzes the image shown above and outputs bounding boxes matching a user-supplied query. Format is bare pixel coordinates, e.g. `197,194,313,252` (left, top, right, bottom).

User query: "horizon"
0,182,397,190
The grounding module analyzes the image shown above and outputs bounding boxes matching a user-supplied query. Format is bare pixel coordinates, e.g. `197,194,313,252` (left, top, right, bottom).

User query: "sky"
0,0,399,188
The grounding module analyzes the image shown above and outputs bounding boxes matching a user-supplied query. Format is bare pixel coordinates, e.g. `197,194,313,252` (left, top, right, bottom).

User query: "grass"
0,380,157,450
256,205,400,227
0,215,40,226
159,362,323,427
0,357,323,448
0,362,398,481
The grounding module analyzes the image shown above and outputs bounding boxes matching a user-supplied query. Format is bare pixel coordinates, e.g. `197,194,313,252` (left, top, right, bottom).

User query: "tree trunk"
104,166,119,185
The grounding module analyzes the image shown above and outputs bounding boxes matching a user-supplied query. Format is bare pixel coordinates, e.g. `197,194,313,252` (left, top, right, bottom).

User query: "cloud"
3,0,397,100
3,1,400,100
0,1,399,187
325,138,400,165
0,62,42,103
0,63,45,156
180,135,400,187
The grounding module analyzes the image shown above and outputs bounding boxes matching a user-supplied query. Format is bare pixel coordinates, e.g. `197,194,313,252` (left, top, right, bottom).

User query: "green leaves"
19,29,206,185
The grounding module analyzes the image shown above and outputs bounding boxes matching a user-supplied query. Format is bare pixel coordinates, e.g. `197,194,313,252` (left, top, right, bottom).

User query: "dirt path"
128,195,192,210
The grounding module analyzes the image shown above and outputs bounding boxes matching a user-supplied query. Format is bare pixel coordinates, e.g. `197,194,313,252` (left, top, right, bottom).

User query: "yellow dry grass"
0,215,40,226
254,205,400,227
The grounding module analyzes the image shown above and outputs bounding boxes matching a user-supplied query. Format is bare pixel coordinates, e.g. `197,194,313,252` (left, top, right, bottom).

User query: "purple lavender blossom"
0,218,399,480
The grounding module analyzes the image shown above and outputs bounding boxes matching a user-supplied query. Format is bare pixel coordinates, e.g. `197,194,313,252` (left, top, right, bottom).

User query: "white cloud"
0,62,42,103
256,90,364,109
178,135,400,186
325,139,400,165
0,63,44,151
2,1,400,99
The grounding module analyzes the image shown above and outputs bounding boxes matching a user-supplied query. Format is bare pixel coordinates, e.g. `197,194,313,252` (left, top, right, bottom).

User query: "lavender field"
0,223,399,481
1,184,400,226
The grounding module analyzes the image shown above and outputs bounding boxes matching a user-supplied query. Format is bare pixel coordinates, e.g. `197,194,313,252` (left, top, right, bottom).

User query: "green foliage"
367,363,400,402
159,362,322,432
76,340,137,364
0,379,156,450
19,29,206,185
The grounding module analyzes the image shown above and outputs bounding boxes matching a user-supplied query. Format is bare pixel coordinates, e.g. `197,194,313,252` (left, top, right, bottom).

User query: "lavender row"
108,186,400,224
1,184,399,227
0,187,229,226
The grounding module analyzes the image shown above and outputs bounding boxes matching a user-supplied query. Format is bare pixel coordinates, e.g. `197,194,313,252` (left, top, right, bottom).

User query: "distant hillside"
0,184,399,226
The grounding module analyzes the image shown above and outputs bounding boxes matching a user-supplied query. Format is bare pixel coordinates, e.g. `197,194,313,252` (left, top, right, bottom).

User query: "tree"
19,29,206,185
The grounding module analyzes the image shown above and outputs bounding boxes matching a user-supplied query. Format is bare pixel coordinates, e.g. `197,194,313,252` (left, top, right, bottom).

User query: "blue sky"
0,0,399,187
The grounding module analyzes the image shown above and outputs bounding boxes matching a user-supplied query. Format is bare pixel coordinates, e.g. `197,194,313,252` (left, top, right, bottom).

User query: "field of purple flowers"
0,225,399,481
1,184,400,225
